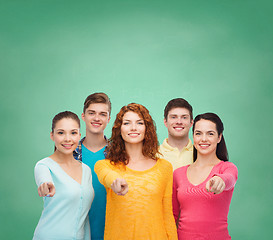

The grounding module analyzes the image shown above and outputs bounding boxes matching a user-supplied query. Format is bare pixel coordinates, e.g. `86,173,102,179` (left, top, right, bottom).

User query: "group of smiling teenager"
33,93,238,240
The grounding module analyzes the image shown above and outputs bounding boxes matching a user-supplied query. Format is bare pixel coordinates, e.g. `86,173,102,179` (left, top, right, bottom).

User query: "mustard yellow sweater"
94,158,178,240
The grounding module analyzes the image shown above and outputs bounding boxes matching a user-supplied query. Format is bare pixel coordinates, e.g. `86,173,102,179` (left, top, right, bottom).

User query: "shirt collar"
162,138,193,151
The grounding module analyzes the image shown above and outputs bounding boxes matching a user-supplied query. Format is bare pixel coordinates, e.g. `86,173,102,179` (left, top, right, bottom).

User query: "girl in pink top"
173,113,238,240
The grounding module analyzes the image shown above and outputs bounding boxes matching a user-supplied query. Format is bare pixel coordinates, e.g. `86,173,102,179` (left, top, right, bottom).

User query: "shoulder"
217,161,238,174
173,165,188,177
157,158,173,174
35,157,52,168
95,159,119,169
219,161,237,169
158,158,172,168
82,162,91,172
159,138,171,151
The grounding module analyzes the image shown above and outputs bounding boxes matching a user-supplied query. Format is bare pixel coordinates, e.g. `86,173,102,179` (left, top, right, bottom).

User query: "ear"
190,119,193,128
217,133,222,143
107,116,111,123
164,118,168,128
50,132,54,141
81,112,85,121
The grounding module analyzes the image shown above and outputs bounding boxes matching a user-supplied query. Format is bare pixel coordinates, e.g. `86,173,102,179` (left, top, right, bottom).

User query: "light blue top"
82,144,107,240
33,157,94,240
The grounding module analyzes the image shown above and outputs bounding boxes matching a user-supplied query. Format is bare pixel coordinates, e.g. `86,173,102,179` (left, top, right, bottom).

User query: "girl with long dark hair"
173,113,238,239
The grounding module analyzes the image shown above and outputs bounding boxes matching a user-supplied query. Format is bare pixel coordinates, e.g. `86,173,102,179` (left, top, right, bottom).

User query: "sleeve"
34,162,54,187
172,170,180,223
213,162,238,191
94,160,122,189
162,162,178,240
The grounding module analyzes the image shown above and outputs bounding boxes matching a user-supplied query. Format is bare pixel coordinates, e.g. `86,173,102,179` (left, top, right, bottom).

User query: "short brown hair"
107,103,159,165
164,98,193,120
83,92,111,114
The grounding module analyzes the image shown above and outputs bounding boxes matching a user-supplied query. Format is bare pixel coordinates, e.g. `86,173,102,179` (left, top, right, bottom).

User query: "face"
82,103,110,134
50,118,81,155
193,119,222,156
164,107,193,139
120,111,146,145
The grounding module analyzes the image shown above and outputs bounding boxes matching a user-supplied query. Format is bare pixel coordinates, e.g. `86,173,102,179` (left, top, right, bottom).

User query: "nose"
131,123,137,130
64,133,71,141
177,117,182,124
201,134,207,142
94,113,100,121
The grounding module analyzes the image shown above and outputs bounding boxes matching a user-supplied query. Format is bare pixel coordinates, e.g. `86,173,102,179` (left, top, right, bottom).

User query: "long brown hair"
107,103,159,165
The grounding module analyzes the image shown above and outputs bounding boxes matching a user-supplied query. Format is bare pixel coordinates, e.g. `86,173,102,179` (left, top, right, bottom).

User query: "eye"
101,113,107,117
72,131,78,135
57,132,64,135
138,121,144,125
209,132,214,136
89,112,95,115
194,132,201,135
123,122,129,125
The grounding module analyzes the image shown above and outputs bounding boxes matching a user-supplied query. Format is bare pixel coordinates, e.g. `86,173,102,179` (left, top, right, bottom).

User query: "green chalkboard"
1,0,272,239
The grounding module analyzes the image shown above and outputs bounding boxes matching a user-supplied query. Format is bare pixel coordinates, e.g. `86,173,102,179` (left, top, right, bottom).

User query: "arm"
172,170,180,224
163,164,178,240
34,162,55,197
94,160,128,195
206,162,238,194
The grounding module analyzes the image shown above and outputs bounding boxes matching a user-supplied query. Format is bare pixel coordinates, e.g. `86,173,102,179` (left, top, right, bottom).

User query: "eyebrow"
87,110,108,114
56,128,79,131
169,114,189,116
123,119,144,122
194,130,216,133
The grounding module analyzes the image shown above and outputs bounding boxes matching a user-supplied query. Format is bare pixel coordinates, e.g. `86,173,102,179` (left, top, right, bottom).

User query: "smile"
199,144,210,149
173,127,184,130
128,133,140,137
61,144,74,149
91,122,102,127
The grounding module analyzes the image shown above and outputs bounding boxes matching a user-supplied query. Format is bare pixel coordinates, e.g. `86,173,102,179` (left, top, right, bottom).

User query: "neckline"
82,143,106,154
125,158,160,173
186,161,222,187
164,138,192,152
47,157,84,185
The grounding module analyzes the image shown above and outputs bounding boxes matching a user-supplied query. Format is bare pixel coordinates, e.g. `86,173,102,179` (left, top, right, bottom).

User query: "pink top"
172,161,238,240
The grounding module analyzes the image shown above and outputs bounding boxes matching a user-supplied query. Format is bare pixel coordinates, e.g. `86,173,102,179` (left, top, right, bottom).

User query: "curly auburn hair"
107,103,159,165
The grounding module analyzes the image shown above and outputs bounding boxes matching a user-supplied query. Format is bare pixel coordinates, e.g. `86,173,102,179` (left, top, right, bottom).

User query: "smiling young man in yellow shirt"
159,98,193,170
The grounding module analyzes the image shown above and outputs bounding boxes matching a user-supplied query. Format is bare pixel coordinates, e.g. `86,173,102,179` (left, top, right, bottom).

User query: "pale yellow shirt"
159,138,193,170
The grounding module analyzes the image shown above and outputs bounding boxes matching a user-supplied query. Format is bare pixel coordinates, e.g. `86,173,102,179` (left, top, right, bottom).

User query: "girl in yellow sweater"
94,103,177,240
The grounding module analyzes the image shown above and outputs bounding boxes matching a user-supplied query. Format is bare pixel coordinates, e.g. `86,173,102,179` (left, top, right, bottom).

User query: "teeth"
62,144,73,147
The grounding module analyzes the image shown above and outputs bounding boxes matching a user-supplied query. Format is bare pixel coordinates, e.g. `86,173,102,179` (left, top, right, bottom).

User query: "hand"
205,176,225,194
111,178,128,196
38,182,56,197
